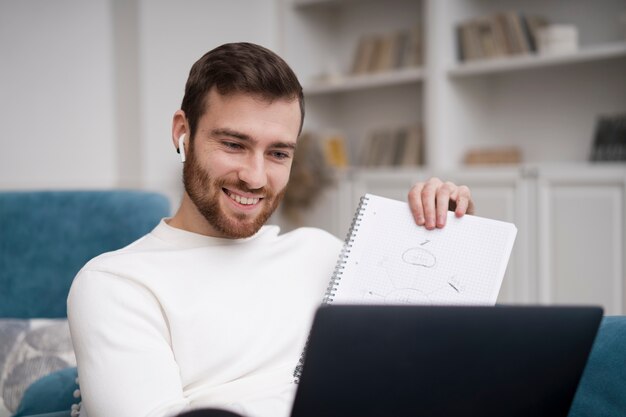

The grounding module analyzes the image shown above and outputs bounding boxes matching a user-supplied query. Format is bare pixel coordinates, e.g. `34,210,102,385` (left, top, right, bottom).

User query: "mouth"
223,188,263,208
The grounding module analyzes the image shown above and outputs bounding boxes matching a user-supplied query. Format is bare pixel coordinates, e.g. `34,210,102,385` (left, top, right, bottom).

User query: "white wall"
137,0,280,203
0,0,280,202
0,0,116,189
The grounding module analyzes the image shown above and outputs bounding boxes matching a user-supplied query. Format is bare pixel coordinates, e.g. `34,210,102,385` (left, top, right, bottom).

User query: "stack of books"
456,12,548,62
590,114,626,162
351,28,422,75
358,126,423,167
463,147,522,165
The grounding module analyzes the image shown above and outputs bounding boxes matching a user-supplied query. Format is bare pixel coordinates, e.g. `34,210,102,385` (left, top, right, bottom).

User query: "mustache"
216,179,270,195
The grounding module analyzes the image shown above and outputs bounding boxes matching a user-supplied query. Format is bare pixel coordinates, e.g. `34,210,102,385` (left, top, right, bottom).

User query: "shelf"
303,67,425,96
448,42,626,78
292,0,358,8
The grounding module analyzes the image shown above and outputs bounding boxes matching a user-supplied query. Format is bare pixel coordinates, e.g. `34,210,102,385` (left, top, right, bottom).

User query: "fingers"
435,182,454,228
452,185,473,217
421,178,442,230
408,182,425,226
408,178,474,229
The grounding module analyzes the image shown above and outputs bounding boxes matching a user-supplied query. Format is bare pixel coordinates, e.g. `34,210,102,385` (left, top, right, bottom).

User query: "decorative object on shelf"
456,12,548,62
282,132,334,224
351,27,421,75
590,114,626,162
320,132,349,168
358,125,423,167
463,147,522,165
536,24,579,55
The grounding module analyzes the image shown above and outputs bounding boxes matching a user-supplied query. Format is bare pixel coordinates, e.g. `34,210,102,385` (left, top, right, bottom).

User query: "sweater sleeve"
67,268,189,417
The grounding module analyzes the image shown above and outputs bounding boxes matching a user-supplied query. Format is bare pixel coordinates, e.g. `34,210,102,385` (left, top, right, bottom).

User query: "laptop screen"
291,305,602,417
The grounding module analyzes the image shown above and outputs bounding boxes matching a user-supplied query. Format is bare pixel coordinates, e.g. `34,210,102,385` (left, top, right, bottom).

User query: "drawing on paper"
402,247,436,268
362,241,466,305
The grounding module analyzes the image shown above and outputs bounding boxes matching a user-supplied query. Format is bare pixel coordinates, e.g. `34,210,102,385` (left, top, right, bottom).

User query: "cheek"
269,164,292,190
202,152,240,177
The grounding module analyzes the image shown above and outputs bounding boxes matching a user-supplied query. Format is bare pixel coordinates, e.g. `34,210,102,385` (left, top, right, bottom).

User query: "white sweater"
67,220,342,417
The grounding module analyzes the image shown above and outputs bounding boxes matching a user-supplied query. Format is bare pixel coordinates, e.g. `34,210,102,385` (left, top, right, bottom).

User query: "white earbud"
178,134,186,163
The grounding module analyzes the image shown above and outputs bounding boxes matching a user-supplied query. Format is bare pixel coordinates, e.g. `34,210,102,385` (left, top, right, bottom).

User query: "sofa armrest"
568,316,626,417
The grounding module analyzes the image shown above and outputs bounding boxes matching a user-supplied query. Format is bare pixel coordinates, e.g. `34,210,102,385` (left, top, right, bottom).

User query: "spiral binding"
293,194,370,384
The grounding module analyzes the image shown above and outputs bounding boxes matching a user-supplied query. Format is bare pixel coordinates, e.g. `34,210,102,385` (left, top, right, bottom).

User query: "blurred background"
1,0,626,312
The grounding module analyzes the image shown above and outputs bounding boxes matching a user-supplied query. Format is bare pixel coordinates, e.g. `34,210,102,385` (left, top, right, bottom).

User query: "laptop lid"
291,305,602,417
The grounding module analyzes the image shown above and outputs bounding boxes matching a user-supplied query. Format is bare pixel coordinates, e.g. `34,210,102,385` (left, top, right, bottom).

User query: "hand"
408,177,474,230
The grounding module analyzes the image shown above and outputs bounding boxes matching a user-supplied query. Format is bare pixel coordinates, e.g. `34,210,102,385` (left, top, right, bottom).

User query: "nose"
238,153,268,190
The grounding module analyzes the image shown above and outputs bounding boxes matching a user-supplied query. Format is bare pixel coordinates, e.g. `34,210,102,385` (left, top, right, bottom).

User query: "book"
294,194,517,381
321,133,349,168
590,114,626,161
463,146,522,165
351,35,377,74
505,11,531,54
457,12,549,62
352,28,422,74
399,126,423,166
359,126,423,167
371,32,396,72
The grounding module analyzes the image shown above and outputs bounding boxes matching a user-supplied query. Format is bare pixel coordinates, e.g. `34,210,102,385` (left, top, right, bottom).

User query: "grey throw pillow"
0,319,76,417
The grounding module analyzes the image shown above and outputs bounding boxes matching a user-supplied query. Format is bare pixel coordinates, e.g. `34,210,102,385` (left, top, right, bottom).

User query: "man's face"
183,88,301,239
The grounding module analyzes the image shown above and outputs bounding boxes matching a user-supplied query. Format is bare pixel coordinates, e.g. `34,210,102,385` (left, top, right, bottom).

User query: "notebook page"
331,194,517,306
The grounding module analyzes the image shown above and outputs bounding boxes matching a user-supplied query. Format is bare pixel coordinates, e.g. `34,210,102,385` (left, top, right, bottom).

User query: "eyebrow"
211,128,297,150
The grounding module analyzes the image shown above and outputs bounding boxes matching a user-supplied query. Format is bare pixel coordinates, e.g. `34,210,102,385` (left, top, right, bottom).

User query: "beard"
183,142,286,239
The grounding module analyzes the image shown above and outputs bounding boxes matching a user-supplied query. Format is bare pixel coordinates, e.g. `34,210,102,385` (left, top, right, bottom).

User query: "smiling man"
67,43,473,417
169,87,300,239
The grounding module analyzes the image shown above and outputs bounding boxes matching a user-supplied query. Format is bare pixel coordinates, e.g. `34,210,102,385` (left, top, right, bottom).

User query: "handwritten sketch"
402,247,436,267
359,239,467,305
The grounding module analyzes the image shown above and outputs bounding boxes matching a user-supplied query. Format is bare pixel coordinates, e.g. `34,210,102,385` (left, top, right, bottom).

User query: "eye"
223,141,243,150
270,150,291,160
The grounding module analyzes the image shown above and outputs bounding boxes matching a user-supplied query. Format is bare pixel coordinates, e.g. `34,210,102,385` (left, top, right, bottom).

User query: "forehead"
200,88,301,139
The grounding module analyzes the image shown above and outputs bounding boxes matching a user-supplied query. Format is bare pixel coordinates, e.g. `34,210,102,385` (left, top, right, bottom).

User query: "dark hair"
181,42,305,140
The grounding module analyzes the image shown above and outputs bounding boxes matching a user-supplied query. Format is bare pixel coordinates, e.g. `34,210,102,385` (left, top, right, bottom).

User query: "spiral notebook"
294,193,517,381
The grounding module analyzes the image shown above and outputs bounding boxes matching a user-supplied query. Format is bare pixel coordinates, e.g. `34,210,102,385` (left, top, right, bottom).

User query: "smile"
225,189,261,206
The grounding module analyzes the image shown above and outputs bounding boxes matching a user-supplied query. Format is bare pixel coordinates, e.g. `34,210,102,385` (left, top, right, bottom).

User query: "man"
67,42,473,417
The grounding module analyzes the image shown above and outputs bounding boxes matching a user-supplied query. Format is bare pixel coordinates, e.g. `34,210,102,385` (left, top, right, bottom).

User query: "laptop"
291,305,602,417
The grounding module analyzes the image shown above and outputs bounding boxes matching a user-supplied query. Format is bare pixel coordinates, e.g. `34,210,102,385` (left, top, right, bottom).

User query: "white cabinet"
537,166,626,315
343,165,626,313
442,168,532,304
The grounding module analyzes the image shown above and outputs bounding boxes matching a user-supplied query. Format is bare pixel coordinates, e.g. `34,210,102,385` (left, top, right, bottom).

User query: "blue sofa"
0,190,170,417
1,191,624,416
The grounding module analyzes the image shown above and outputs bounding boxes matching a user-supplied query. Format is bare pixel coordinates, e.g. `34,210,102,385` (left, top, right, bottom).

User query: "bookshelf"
278,0,626,313
426,0,626,170
281,0,424,165
303,67,425,95
281,0,626,170
448,41,626,77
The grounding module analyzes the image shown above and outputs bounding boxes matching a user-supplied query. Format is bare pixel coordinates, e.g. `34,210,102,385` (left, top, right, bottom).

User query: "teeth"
227,191,259,205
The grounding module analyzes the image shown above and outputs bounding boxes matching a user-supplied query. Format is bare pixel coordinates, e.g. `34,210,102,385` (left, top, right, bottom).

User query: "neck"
168,192,225,238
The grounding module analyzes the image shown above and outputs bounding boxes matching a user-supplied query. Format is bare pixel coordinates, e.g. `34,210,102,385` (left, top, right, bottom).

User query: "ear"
172,110,188,152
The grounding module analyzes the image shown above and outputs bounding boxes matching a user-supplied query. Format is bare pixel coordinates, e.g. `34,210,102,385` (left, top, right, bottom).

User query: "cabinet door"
537,168,626,315
449,170,529,304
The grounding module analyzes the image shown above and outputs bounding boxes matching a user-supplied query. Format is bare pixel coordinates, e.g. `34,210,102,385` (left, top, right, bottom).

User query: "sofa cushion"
12,367,77,417
568,316,626,417
0,319,75,417
0,190,170,318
